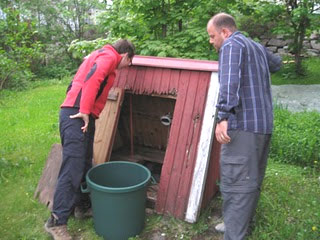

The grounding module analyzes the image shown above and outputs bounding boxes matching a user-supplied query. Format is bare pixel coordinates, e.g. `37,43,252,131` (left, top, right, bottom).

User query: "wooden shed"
93,55,221,223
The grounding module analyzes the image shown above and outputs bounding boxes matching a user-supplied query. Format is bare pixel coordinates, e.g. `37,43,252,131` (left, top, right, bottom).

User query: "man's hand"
70,112,89,133
215,120,231,144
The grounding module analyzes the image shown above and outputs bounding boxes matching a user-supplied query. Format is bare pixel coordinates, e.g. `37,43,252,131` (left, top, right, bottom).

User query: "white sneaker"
215,222,225,233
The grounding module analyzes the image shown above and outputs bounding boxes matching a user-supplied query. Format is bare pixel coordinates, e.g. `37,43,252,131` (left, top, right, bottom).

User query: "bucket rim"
86,161,151,193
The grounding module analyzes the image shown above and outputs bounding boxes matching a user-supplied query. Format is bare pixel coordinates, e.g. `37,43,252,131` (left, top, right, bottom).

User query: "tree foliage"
73,0,239,60
0,8,43,89
0,0,319,89
0,0,107,84
236,0,320,75
279,0,320,74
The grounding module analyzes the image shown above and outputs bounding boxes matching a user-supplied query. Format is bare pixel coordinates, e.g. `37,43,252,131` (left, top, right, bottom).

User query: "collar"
229,31,241,39
103,44,123,66
220,31,242,51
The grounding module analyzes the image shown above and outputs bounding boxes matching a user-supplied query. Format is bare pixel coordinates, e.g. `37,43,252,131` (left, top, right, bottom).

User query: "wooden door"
93,87,124,165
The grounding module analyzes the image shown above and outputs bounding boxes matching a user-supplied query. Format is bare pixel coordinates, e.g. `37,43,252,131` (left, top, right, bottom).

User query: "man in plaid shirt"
207,13,282,240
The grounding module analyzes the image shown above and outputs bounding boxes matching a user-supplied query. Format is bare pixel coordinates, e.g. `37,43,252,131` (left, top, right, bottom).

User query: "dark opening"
110,92,176,209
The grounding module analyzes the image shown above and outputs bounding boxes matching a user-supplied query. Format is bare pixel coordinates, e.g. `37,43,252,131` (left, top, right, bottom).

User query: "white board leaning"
185,71,220,223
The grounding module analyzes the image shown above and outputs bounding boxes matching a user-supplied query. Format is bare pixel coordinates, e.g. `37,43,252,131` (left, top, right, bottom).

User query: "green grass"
0,80,319,239
249,161,320,240
270,106,320,170
271,57,320,85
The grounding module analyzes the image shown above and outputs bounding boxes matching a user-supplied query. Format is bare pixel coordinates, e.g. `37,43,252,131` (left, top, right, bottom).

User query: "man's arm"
216,42,243,122
215,42,243,144
265,48,282,73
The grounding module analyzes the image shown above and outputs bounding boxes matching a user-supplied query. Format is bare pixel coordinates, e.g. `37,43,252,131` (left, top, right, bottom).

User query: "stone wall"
261,32,320,57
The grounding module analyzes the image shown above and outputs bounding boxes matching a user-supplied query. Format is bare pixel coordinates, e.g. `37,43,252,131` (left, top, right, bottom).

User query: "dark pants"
220,130,271,240
52,107,95,225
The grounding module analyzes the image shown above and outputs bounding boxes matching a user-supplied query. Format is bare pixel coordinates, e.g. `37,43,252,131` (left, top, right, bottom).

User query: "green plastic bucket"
81,161,151,240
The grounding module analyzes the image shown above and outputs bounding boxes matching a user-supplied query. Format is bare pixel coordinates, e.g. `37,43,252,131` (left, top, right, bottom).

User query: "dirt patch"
140,194,224,240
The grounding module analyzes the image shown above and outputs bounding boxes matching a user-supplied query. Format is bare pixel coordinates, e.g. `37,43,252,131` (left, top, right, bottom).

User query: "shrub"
36,62,74,80
68,38,117,60
270,105,320,171
0,8,43,90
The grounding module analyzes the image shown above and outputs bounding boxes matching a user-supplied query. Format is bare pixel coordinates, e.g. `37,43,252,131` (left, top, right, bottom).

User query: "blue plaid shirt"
217,31,282,134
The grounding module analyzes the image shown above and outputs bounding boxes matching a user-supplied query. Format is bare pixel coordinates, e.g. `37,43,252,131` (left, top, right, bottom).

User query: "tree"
236,0,320,75
92,0,237,59
0,8,43,89
281,0,320,74
1,0,107,79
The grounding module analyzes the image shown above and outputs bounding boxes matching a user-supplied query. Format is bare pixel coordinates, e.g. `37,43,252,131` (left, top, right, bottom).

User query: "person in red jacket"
45,39,135,240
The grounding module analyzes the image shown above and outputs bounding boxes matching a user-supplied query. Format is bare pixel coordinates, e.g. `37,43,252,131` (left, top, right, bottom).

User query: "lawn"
271,57,320,85
0,74,319,239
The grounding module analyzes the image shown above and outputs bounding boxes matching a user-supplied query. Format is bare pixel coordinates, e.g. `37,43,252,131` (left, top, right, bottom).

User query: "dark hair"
210,13,237,32
112,39,135,59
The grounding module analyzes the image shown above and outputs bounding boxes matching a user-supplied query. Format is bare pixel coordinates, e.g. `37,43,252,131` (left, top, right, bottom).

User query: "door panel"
93,87,124,165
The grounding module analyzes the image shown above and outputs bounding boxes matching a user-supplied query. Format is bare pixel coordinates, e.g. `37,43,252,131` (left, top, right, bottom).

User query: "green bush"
0,8,43,90
36,63,74,80
270,105,320,171
68,38,117,60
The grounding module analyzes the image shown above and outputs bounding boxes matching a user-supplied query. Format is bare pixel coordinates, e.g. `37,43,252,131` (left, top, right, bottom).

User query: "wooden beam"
185,72,220,223
34,143,62,211
132,55,219,72
93,88,124,165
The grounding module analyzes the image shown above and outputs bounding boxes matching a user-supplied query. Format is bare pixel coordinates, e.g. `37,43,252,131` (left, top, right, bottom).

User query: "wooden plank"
110,146,165,164
107,90,119,101
174,71,211,219
167,71,199,218
152,68,163,95
114,66,129,89
169,69,180,96
160,69,171,95
156,70,191,214
150,93,176,99
123,67,138,91
133,67,147,94
185,72,220,223
34,143,62,211
93,87,124,165
201,137,221,208
132,55,219,72
141,67,155,94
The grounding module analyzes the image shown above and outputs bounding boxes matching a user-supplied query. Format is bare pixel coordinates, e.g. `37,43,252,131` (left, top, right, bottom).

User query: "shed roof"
132,55,218,72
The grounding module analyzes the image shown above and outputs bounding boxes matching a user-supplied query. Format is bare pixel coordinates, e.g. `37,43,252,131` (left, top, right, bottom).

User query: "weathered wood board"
34,143,62,211
93,87,125,165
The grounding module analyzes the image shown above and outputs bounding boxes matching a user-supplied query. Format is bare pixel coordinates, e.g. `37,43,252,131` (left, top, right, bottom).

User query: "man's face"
207,23,225,52
118,54,132,69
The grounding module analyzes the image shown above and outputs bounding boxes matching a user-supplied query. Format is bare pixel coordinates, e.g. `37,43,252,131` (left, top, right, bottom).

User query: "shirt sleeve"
265,47,282,73
217,42,243,121
79,55,116,114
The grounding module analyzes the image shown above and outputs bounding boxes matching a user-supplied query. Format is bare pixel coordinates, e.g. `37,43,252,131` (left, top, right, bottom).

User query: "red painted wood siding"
113,57,219,219
201,137,221,208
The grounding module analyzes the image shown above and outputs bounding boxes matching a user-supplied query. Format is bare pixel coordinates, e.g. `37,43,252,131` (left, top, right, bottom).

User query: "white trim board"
185,72,220,223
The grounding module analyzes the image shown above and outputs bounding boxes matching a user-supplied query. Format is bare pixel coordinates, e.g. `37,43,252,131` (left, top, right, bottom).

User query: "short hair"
112,39,135,59
209,13,237,32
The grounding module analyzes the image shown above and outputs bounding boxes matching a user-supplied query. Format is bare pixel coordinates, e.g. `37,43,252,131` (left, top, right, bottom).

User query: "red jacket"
61,45,122,118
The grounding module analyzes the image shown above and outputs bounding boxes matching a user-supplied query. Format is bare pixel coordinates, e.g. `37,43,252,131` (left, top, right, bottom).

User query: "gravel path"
271,84,320,112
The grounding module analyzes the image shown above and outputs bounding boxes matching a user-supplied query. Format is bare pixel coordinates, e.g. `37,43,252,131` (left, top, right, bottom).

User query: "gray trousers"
220,130,271,240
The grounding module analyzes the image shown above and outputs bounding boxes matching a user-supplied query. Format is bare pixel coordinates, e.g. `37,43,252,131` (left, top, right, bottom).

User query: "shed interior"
109,92,176,209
